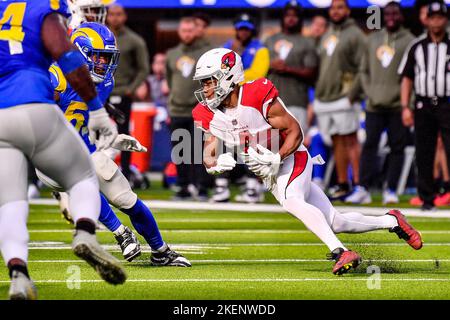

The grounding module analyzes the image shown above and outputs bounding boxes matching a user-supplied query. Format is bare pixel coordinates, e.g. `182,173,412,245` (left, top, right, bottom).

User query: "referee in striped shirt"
399,0,450,210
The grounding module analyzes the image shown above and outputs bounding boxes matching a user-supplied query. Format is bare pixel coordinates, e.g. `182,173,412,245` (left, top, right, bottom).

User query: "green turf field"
1,203,450,300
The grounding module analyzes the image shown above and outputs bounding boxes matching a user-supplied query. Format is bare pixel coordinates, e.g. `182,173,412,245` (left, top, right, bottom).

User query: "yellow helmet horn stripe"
70,28,105,50
49,65,67,93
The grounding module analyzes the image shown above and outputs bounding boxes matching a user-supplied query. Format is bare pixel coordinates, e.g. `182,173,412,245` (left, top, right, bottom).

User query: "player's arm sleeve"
347,32,366,102
126,37,150,94
303,41,319,69
165,52,173,90
359,45,370,96
398,41,416,80
98,79,115,105
244,47,270,82
192,104,213,133
38,0,71,26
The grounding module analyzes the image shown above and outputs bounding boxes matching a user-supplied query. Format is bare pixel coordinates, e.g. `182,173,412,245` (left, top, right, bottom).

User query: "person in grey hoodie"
313,0,366,200
345,1,414,205
166,17,213,201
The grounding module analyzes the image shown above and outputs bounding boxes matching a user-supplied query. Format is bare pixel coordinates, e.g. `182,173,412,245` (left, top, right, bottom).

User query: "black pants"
360,111,407,191
170,116,211,191
414,101,450,206
109,95,132,179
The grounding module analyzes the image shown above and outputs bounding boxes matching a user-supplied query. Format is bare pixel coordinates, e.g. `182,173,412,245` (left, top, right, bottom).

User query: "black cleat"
115,226,141,262
172,188,193,201
327,184,351,201
151,247,191,267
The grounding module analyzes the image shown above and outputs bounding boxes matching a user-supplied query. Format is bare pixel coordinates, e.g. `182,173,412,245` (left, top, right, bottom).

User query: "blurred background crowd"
29,0,450,211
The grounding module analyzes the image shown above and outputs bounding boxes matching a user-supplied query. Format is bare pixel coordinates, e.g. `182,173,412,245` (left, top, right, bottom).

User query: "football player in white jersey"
192,48,423,275
68,0,108,29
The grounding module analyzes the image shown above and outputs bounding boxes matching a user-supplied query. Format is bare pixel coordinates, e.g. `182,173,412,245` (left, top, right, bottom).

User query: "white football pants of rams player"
37,134,147,220
0,104,101,264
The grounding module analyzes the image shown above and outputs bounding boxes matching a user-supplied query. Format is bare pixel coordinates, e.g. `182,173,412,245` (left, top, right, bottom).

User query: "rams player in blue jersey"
38,22,191,267
0,0,127,300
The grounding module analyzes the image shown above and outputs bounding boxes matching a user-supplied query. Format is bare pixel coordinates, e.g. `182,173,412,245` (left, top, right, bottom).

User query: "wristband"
87,96,103,111
57,50,87,75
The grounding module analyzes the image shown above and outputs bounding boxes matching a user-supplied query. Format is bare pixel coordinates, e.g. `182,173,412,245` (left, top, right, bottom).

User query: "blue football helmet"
70,22,120,83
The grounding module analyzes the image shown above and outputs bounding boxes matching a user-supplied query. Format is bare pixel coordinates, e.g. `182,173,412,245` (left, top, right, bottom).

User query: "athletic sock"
112,224,126,236
155,242,168,253
75,219,96,235
7,258,29,279
0,201,29,265
121,199,164,250
98,194,122,233
68,176,100,223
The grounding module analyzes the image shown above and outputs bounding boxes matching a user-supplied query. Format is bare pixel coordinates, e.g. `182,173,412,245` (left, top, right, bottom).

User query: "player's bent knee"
97,161,137,209
329,213,346,234
281,196,306,211
110,190,137,210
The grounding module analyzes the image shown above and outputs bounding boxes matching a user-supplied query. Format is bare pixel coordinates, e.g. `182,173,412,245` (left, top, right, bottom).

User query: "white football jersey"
193,78,284,152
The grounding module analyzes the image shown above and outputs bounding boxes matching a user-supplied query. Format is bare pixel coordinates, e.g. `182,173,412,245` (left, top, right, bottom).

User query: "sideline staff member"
399,0,450,211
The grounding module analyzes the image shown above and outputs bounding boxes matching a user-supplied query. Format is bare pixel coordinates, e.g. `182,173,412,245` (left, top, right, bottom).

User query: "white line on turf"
25,258,450,263
139,218,294,223
1,278,450,284
27,229,450,234
24,242,450,251
29,198,450,218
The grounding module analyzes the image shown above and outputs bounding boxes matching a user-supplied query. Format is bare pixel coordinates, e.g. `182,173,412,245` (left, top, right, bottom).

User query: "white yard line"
1,278,450,284
27,229,450,234
26,258,450,263
29,198,450,218
25,242,450,251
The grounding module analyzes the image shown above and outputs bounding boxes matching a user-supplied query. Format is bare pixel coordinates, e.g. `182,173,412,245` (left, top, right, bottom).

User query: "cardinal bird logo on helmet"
221,52,236,72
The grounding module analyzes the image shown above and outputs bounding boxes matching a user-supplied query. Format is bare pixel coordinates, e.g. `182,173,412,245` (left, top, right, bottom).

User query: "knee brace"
94,152,137,209
111,190,137,210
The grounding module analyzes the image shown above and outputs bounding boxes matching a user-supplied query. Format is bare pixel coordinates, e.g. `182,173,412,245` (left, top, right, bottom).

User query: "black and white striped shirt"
398,33,450,99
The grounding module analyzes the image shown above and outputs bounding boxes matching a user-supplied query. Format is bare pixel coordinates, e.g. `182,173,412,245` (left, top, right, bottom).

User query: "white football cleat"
114,226,141,262
344,186,372,204
150,247,191,267
383,190,399,204
211,178,230,202
235,178,264,203
8,271,37,300
72,229,127,285
234,189,264,203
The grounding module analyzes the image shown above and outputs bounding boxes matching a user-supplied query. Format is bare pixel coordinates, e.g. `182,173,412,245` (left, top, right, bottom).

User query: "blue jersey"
224,39,265,70
0,0,71,109
50,64,114,153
